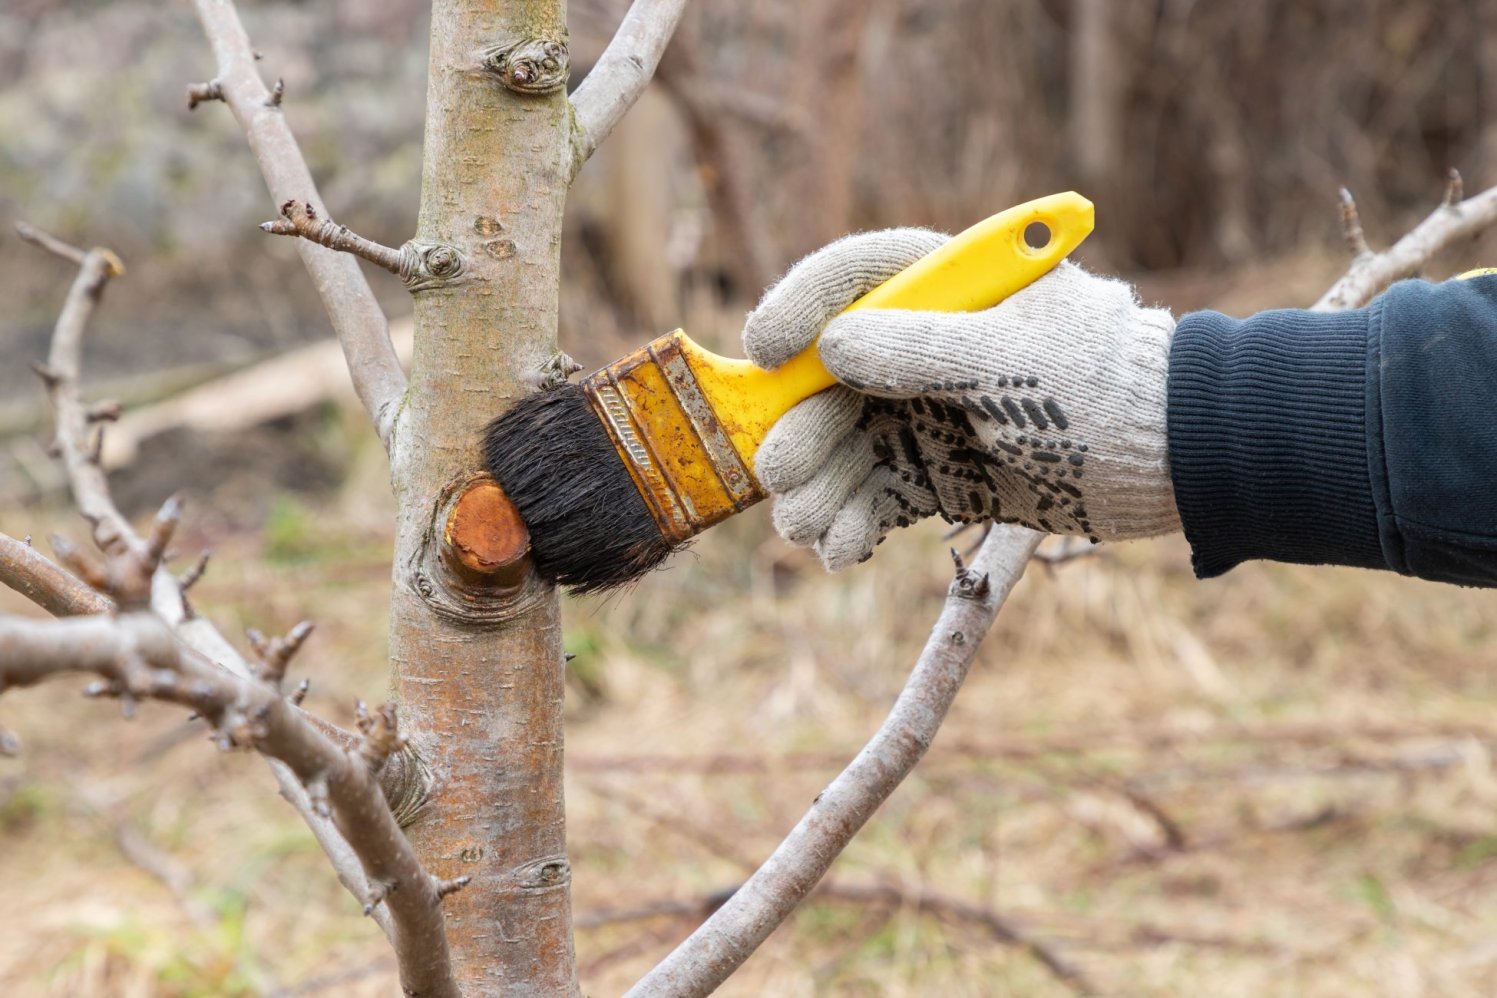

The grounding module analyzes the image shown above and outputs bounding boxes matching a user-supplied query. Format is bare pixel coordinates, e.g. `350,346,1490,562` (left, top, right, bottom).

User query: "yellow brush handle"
678,191,1096,463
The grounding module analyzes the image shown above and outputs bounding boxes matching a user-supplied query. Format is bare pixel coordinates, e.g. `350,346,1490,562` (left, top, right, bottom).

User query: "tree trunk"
390,1,579,993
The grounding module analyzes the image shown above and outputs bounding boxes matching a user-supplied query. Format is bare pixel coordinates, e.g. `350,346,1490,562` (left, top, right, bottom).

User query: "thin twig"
1315,177,1497,310
626,526,1044,997
571,719,1497,777
74,782,219,928
189,0,406,447
582,779,760,870
568,0,689,181
814,880,1094,992
1336,187,1372,258
1444,166,1465,207
1032,535,1102,571
19,224,131,556
260,200,406,277
576,890,735,930
15,221,90,266
0,532,112,617
284,957,398,997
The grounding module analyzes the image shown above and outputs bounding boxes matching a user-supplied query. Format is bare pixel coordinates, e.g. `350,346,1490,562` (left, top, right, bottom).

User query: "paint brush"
483,192,1094,592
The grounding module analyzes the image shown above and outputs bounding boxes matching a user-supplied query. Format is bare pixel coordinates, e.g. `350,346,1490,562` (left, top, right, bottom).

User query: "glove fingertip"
772,502,820,549
743,229,949,370
754,389,863,492
815,510,881,572
816,530,876,572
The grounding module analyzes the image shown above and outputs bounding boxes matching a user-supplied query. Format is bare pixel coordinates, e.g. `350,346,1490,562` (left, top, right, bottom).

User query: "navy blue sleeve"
1167,274,1497,587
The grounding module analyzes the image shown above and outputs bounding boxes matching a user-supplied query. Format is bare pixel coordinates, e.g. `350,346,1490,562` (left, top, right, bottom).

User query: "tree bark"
390,2,579,994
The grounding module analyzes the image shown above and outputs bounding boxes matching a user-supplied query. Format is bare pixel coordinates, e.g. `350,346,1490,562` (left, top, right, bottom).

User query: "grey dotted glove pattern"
744,229,1181,570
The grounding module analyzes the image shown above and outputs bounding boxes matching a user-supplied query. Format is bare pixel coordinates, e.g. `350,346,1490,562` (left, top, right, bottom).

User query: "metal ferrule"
582,330,764,545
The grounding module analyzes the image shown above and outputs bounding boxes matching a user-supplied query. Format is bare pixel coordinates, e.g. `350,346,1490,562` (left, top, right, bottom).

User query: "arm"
745,227,1497,587
1172,273,1497,586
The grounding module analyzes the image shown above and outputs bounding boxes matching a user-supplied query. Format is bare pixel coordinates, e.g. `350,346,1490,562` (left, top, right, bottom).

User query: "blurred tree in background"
6,0,1495,393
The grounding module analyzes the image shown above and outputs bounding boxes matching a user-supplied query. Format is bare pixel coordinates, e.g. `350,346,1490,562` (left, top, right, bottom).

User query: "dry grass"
6,464,1497,996
5,242,1497,997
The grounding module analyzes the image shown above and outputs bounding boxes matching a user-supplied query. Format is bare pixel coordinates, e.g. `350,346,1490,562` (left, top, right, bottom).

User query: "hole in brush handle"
1023,221,1052,249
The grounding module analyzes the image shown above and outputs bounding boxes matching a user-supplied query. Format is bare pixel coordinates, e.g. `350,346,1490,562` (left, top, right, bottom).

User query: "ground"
5,441,1497,996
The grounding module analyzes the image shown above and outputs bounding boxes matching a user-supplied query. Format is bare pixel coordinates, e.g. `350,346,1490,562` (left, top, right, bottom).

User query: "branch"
1314,171,1497,310
626,526,1044,997
14,224,429,957
15,220,91,266
17,223,132,556
568,0,689,180
0,531,111,617
0,611,464,998
260,200,407,277
189,0,407,448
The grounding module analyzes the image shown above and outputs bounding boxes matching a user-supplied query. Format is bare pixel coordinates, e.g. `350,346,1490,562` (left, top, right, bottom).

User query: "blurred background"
5,1,1497,994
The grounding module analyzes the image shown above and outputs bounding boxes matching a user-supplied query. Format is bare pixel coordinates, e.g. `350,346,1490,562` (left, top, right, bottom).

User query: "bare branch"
0,532,111,617
189,0,407,448
19,224,132,557
1315,178,1497,310
0,610,460,998
261,199,407,277
1444,166,1465,207
178,549,211,592
17,222,409,946
1032,535,1103,572
583,875,1092,992
14,220,92,266
569,0,689,180
627,525,1044,997
653,42,778,294
1336,187,1371,259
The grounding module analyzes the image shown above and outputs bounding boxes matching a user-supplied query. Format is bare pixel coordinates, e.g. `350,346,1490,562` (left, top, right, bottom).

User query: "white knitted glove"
743,229,1180,570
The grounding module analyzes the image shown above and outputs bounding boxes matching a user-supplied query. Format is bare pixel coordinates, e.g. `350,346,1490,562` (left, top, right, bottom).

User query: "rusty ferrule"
581,331,763,545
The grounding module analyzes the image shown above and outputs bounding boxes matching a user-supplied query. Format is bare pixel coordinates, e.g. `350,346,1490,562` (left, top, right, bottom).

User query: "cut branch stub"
409,475,547,625
186,79,224,109
482,39,570,95
442,479,531,590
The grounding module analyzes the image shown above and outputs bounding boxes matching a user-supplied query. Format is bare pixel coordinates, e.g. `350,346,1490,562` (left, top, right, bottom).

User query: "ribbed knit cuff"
1167,307,1385,577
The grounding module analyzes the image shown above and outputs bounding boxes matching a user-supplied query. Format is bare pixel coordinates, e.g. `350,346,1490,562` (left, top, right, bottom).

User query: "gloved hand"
743,228,1181,570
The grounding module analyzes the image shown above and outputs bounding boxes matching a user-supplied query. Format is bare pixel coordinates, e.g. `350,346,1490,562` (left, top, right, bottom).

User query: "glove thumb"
818,308,1002,398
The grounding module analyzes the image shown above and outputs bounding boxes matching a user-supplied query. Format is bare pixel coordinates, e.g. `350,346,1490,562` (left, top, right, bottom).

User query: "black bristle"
483,386,677,594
